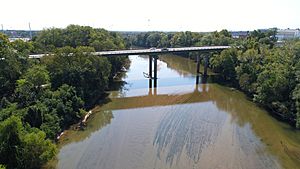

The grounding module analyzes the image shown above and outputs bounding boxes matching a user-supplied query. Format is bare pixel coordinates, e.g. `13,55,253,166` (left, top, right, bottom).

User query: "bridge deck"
28,46,230,58
95,46,230,56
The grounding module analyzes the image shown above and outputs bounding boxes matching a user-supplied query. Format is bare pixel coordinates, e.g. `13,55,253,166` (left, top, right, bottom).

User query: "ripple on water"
153,102,227,165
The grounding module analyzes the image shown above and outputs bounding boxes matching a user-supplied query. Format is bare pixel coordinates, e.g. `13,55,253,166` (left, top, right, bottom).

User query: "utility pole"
1,24,3,33
28,22,32,39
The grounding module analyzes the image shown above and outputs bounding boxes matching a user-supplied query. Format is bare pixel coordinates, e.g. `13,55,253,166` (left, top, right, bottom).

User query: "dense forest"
125,29,300,129
0,25,128,169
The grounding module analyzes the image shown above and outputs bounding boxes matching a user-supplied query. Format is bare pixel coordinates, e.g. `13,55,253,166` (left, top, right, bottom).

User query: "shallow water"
56,55,300,169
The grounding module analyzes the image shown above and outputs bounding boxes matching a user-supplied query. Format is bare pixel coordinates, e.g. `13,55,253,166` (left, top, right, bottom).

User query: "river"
54,55,300,169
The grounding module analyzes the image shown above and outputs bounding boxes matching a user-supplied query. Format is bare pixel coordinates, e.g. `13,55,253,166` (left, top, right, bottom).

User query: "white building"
276,29,300,41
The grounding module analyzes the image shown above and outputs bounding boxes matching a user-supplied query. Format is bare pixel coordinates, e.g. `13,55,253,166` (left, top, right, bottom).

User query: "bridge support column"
196,75,200,85
149,55,153,88
203,54,209,77
153,55,158,88
196,55,200,74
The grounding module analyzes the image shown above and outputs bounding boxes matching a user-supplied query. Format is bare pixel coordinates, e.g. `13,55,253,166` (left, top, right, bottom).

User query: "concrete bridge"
29,46,230,88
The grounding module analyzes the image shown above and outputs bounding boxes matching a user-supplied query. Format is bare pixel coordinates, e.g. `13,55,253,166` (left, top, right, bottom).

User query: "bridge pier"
148,54,158,88
203,54,209,77
153,55,158,88
196,75,200,85
149,55,153,88
196,55,201,74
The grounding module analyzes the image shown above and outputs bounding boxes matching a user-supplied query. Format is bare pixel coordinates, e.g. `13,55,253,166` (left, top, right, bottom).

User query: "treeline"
0,25,128,169
128,29,300,128
31,24,126,53
125,29,276,50
125,30,234,48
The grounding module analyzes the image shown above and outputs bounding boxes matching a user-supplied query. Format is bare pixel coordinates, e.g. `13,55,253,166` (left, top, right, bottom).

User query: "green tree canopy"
0,116,57,169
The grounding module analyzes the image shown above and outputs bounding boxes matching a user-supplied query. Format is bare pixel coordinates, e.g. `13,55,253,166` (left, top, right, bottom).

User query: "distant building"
230,31,249,38
276,29,300,41
2,30,39,39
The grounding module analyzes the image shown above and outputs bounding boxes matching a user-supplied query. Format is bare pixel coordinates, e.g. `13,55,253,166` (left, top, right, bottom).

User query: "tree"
219,29,231,37
0,103,20,122
11,40,33,55
0,116,23,169
52,84,84,127
210,48,238,82
32,25,126,52
292,55,300,128
159,33,170,47
19,131,57,169
235,49,263,94
23,65,50,88
15,65,50,107
39,110,61,140
146,32,161,47
24,102,47,128
0,97,10,110
292,84,300,128
45,46,111,102
254,48,295,120
0,116,57,169
255,63,290,104
0,33,29,98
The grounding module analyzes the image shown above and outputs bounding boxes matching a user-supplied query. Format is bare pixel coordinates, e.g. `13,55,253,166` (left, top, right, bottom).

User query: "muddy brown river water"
54,55,300,169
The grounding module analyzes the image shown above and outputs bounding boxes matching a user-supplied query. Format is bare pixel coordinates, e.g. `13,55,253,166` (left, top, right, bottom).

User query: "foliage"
235,49,263,94
19,131,57,169
0,116,57,169
51,84,84,127
249,29,277,48
15,65,50,107
127,30,234,49
210,48,238,82
106,56,129,80
21,84,84,139
293,84,300,128
0,103,23,122
0,116,23,169
32,25,126,53
11,40,33,55
44,46,111,102
0,33,30,98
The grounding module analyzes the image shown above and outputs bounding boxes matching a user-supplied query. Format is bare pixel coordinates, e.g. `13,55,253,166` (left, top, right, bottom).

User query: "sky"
1,0,300,32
